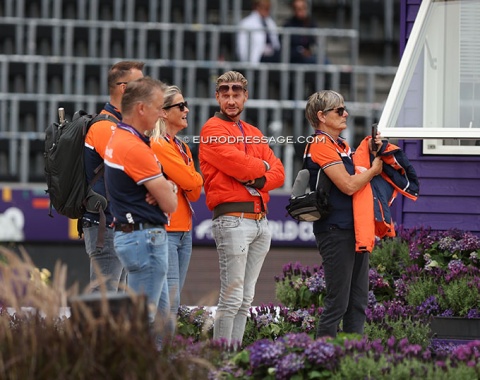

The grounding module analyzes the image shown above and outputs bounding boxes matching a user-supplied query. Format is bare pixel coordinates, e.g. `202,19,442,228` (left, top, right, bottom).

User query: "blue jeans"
157,231,192,339
314,228,369,338
211,215,271,348
113,227,168,324
83,224,124,292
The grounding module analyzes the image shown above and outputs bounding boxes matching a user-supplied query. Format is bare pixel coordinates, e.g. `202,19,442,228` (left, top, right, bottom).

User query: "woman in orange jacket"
150,85,203,340
304,90,383,339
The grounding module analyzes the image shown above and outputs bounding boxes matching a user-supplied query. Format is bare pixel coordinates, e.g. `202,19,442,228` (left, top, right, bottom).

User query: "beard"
221,105,243,119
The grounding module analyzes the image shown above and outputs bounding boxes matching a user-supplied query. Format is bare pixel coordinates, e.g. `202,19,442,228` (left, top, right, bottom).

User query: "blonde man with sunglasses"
199,71,285,349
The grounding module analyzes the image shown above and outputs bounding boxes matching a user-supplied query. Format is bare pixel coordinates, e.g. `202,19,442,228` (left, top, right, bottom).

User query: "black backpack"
44,109,116,234
286,140,332,222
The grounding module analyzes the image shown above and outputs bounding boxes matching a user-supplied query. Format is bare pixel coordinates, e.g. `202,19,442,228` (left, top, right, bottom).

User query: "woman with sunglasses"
304,90,383,339
149,85,203,343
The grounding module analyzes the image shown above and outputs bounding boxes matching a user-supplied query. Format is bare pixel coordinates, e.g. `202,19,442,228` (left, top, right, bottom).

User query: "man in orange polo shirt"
83,61,144,292
104,77,178,333
199,70,285,349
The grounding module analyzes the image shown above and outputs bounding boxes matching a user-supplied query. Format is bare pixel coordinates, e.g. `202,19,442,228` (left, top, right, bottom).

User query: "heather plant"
273,226,480,350
274,262,325,309
369,235,411,278
213,334,480,379
176,305,214,341
364,315,431,347
242,304,318,347
404,226,480,269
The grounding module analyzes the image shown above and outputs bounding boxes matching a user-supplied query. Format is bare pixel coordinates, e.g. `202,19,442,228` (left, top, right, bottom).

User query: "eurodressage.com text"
178,135,319,144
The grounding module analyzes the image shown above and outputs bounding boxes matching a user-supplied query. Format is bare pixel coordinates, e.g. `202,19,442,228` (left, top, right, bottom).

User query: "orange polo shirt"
150,136,203,232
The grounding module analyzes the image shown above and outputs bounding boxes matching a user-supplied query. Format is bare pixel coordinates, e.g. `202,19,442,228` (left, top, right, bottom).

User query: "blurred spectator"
236,0,281,63
283,0,324,64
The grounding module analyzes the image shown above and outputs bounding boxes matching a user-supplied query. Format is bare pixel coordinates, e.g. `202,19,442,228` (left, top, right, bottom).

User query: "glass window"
379,0,480,155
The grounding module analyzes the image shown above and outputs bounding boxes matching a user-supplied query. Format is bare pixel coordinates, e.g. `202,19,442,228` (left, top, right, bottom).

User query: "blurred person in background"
283,0,324,64
237,0,281,63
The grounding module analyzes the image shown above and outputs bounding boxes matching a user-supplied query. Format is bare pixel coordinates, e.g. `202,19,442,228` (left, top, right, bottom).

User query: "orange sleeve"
84,119,117,159
151,139,203,201
258,142,285,191
309,137,344,169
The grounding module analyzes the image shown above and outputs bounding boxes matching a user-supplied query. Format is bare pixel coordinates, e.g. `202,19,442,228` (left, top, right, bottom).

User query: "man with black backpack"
82,61,145,292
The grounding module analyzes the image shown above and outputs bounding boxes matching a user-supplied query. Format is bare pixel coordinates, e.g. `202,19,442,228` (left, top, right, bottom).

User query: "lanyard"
314,130,349,154
117,122,150,146
237,121,247,153
163,134,195,216
165,134,191,165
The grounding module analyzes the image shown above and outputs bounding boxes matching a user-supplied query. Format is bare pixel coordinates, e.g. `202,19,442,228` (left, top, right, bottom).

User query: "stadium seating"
0,0,399,188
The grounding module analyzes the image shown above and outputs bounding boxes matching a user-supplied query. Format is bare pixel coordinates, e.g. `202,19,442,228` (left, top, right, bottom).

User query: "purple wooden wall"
397,0,480,235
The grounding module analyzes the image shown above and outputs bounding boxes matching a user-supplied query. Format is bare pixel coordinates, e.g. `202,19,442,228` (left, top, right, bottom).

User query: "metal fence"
0,16,359,64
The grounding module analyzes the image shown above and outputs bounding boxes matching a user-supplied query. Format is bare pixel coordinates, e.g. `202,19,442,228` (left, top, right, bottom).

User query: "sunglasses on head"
216,84,245,94
163,101,188,112
323,106,347,116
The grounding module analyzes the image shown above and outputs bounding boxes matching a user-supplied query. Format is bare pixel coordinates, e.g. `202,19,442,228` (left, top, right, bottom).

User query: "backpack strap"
83,113,118,248
303,135,333,194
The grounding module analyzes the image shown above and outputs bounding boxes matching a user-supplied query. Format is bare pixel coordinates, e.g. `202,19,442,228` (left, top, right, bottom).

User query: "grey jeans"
211,215,271,348
83,223,125,292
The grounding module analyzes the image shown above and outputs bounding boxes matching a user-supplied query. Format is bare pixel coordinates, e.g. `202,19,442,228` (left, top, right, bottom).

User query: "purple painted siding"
399,0,480,235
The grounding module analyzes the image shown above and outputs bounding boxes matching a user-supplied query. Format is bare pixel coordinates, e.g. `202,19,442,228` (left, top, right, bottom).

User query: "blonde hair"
215,71,248,91
150,85,183,142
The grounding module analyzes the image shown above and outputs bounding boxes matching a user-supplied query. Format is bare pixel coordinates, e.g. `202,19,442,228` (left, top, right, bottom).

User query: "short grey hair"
121,77,166,116
305,90,344,129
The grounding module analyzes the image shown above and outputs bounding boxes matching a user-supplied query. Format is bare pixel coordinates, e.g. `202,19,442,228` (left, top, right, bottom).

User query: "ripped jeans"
211,215,271,348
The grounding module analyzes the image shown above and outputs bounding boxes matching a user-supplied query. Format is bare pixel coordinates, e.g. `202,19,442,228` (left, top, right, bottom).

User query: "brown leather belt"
223,212,266,220
115,223,164,233
213,202,267,219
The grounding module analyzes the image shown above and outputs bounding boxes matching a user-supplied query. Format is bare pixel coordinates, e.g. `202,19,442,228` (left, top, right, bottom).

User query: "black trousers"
314,228,369,338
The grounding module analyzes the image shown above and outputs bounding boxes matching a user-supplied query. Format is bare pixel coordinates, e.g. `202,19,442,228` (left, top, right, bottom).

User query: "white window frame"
378,0,480,155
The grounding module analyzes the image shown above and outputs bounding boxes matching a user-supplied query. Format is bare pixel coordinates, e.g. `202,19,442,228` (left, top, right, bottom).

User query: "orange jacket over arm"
199,112,285,212
353,137,419,252
151,136,203,231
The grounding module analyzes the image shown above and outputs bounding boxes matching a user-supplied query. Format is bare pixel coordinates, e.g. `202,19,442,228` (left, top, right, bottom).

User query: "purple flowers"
173,226,480,378
248,339,285,368
303,339,339,370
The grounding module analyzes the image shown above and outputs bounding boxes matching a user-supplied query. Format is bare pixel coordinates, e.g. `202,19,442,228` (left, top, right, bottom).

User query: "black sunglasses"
216,84,246,94
163,101,188,112
115,81,129,85
323,106,347,116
